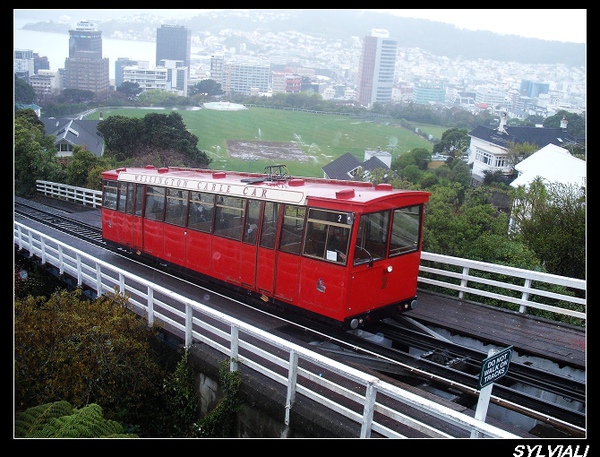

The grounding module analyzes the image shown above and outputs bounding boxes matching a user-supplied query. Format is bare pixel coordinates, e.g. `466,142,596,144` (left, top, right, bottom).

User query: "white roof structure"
510,143,586,188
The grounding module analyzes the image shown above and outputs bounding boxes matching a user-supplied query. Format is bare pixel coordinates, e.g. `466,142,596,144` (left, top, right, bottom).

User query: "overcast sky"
378,9,586,44
14,9,586,44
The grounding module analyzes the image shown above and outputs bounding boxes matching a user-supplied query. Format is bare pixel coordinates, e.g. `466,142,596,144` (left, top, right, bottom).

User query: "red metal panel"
256,247,276,295
184,230,212,276
142,220,164,258
211,237,241,285
240,243,257,289
163,224,186,264
112,212,133,247
347,252,421,315
132,216,143,251
298,258,348,321
101,210,119,244
273,252,301,303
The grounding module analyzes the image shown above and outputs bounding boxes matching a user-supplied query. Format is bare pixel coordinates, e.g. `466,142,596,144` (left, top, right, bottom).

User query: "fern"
15,401,73,438
15,401,138,438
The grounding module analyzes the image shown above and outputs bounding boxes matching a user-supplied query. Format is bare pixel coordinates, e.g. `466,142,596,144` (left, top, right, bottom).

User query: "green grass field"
90,106,437,178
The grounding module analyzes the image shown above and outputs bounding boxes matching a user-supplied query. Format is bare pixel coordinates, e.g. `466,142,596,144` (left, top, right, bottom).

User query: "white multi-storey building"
29,70,62,98
122,65,170,93
221,58,270,96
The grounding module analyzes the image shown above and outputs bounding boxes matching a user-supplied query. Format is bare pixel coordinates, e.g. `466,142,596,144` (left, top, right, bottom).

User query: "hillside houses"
322,148,393,181
41,117,104,158
510,143,586,189
467,114,579,186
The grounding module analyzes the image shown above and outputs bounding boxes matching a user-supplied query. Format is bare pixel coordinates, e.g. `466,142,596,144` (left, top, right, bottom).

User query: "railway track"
281,319,585,437
15,199,106,246
14,198,586,438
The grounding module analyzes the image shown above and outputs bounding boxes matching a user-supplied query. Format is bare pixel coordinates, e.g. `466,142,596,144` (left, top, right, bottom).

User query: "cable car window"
243,199,261,245
259,201,280,249
134,185,143,216
279,205,305,254
389,205,422,256
145,186,165,221
117,182,128,212
125,183,135,214
214,195,245,240
165,189,189,227
102,179,118,210
303,208,351,264
188,191,214,233
354,210,389,265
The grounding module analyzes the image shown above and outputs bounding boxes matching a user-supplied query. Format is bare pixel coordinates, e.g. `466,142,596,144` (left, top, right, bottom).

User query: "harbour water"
14,27,157,81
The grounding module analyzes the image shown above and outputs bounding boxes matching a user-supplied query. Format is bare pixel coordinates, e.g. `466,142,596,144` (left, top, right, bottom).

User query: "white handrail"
35,180,102,208
14,220,521,438
419,252,585,320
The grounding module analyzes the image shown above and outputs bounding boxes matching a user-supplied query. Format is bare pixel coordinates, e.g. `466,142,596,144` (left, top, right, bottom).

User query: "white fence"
419,252,585,321
36,180,103,208
14,220,522,438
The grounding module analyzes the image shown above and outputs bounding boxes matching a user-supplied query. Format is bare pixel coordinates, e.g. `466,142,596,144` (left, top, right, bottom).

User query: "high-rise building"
156,25,191,69
356,29,397,108
14,49,34,82
519,79,550,98
64,21,110,93
210,54,225,84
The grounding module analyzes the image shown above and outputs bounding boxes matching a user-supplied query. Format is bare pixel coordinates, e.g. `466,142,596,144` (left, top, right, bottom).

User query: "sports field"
90,106,439,178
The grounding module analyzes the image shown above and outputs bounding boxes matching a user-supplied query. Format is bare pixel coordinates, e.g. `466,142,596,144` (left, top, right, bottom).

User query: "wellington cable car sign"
478,346,512,389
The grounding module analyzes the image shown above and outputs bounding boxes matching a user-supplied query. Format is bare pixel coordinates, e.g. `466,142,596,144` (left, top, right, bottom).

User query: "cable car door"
254,201,281,295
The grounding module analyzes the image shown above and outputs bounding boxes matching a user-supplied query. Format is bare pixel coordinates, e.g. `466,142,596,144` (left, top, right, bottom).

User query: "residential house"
467,113,578,186
41,117,104,158
510,143,586,190
322,148,392,181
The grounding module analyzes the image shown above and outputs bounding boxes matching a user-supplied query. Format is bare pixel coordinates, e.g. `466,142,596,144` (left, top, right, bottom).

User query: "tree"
117,81,143,99
15,107,43,129
448,158,472,188
14,288,172,436
392,147,430,172
510,179,585,279
97,115,144,160
422,183,542,270
188,79,224,97
60,88,96,104
401,164,423,183
432,128,470,158
137,89,183,106
97,112,211,167
543,110,585,140
141,112,210,166
14,75,37,105
418,171,439,188
160,350,200,437
14,109,63,196
64,146,102,187
505,141,538,168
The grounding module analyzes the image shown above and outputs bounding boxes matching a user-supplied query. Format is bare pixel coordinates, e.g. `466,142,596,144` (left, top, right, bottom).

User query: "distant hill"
21,9,585,67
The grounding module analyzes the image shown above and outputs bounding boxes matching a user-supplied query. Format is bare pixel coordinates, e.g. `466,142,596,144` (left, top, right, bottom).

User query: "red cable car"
101,165,430,330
